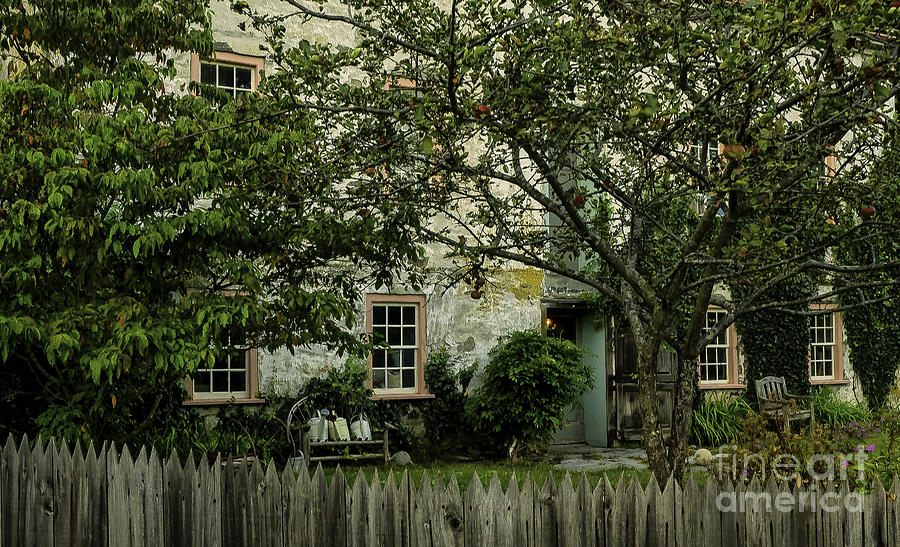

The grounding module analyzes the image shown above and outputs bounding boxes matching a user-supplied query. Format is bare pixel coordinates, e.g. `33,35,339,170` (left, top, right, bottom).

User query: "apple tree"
244,0,900,480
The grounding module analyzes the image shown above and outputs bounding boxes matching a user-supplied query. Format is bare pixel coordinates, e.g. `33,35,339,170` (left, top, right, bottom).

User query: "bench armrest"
786,394,812,400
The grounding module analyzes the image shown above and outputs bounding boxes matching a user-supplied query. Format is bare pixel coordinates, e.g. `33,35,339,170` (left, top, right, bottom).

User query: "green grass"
692,396,753,447
813,387,870,426
302,460,706,493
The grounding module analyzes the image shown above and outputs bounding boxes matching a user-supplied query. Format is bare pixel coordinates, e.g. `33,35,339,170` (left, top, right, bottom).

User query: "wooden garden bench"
299,422,392,464
286,397,393,464
754,376,815,428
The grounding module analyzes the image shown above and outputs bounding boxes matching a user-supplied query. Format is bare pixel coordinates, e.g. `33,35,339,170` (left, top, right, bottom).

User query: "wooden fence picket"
464,472,486,547
591,477,605,547
4,436,900,546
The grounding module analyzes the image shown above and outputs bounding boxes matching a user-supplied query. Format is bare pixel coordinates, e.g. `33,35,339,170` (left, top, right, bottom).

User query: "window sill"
699,383,746,390
182,397,265,407
810,379,849,386
369,392,435,401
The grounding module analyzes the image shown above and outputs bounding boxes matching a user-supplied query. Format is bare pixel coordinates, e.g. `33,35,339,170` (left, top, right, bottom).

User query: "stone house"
174,0,863,447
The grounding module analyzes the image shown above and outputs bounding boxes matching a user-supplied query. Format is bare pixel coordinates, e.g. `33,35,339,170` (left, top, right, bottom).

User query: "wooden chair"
754,376,814,428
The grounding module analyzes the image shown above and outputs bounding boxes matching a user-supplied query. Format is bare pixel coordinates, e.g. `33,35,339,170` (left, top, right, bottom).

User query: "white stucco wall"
257,268,545,395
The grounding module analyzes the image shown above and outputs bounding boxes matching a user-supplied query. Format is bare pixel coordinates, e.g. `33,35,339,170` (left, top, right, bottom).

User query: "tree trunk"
634,308,671,482
668,356,698,482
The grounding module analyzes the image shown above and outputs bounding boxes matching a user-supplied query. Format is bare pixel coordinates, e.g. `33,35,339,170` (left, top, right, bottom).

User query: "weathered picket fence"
2,435,900,546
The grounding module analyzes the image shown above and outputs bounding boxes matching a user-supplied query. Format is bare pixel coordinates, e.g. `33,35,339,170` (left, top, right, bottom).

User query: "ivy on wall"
734,278,814,402
838,286,900,409
837,149,900,409
836,130,900,409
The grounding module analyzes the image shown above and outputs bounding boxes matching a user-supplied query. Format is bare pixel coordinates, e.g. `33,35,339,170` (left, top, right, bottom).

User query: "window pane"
236,67,252,89
388,326,401,346
373,350,386,368
402,369,415,388
228,350,246,369
402,327,416,346
200,63,216,84
373,327,387,345
373,370,385,389
194,372,211,393
402,306,415,325
388,349,401,368
218,65,234,87
230,371,246,392
402,349,416,367
387,370,401,388
212,371,229,392
213,355,228,369
388,306,401,325
373,305,386,325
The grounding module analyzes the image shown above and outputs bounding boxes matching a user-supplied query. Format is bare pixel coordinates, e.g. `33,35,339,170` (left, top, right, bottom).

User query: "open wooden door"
610,334,676,442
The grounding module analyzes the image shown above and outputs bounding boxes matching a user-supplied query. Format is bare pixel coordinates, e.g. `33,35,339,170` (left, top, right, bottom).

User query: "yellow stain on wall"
462,268,544,310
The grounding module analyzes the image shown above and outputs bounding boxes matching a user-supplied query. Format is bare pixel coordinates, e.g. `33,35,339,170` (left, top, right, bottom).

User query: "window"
698,309,740,387
690,140,726,216
190,51,264,97
366,294,430,398
691,140,720,171
814,154,837,185
185,333,260,405
809,305,844,383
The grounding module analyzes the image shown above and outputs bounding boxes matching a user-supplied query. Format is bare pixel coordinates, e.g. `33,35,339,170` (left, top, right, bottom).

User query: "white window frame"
185,339,260,405
190,51,264,98
366,294,431,399
808,305,844,384
809,313,836,380
699,309,731,385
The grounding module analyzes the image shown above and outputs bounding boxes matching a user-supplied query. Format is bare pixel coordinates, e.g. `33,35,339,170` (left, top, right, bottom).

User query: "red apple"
474,104,490,116
860,206,876,217
573,195,586,209
470,289,482,300
364,167,376,175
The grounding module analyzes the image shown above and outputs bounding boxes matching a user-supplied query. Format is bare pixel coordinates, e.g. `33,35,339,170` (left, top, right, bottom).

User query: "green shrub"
418,348,478,457
303,357,372,418
812,386,870,426
466,331,591,457
691,395,753,447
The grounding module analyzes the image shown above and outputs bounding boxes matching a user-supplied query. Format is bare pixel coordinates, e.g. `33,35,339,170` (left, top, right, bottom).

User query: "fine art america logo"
713,446,871,513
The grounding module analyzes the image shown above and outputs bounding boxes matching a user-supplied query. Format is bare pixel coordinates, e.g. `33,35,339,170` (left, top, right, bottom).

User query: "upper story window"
366,294,431,399
190,51,264,98
691,140,720,171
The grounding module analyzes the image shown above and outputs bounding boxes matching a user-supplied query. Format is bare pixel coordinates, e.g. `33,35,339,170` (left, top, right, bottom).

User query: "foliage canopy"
249,0,900,479
0,0,421,442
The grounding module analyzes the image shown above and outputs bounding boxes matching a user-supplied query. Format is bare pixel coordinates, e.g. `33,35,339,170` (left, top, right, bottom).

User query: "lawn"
306,460,705,494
